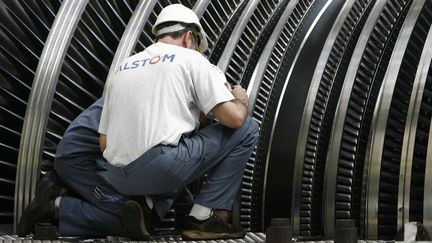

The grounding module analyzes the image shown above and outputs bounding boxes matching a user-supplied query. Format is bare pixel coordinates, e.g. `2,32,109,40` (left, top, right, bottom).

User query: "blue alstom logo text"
118,53,175,72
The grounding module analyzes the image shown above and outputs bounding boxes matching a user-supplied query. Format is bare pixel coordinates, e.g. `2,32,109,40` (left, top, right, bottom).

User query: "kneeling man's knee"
244,116,259,135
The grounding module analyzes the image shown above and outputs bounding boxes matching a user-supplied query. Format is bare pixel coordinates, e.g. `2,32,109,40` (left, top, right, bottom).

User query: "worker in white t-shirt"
98,4,259,241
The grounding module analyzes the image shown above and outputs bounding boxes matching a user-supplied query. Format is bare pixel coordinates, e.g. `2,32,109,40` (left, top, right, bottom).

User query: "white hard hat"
152,4,208,53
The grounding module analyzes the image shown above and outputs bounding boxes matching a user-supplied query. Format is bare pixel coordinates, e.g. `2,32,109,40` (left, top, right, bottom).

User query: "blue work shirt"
54,98,104,170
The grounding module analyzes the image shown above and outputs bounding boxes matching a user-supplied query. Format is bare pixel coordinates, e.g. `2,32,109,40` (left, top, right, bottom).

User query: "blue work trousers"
56,159,193,237
100,116,259,217
56,159,127,237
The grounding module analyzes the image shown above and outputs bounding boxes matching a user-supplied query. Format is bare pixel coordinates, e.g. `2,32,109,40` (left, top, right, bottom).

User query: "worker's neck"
157,36,186,48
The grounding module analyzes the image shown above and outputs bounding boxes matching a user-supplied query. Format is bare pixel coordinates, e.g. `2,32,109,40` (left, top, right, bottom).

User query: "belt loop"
160,144,170,153
121,167,128,177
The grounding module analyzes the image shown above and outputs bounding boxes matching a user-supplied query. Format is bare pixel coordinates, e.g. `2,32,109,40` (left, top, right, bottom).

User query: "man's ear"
182,31,193,48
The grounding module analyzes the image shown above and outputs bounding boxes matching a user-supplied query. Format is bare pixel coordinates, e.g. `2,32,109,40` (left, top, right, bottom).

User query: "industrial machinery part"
2,0,432,240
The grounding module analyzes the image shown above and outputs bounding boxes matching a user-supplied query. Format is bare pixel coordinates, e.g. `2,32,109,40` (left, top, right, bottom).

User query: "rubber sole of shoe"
17,199,44,236
181,230,246,240
122,200,152,241
17,173,60,236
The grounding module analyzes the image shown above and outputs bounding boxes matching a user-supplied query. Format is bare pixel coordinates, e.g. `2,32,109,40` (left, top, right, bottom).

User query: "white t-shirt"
99,42,234,166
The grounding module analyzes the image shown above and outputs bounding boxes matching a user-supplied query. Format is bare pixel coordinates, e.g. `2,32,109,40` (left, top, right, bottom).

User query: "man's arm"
211,85,248,129
99,134,106,153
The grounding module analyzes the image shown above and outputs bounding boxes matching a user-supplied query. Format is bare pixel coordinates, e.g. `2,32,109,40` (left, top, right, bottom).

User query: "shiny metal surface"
0,0,61,225
227,0,284,229
292,0,355,237
104,0,158,89
402,16,432,232
274,0,344,236
200,0,244,57
241,0,301,231
192,0,211,18
248,0,314,233
323,0,405,239
424,80,432,234
246,0,299,114
226,0,286,85
13,0,88,230
364,0,426,237
3,0,432,239
217,0,259,72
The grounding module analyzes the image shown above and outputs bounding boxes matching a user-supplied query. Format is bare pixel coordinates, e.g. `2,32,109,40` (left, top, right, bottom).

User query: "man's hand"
99,134,106,153
231,85,248,107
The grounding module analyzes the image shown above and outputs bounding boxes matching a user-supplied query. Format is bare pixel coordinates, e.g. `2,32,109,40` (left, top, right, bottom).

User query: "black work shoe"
122,200,154,240
17,171,64,236
131,196,160,233
181,214,246,240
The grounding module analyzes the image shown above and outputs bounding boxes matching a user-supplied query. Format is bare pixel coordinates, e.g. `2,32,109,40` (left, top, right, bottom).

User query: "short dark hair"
154,22,200,47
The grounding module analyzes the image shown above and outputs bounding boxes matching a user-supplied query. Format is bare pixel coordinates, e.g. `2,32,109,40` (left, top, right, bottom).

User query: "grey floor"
0,233,401,243
1,232,266,242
